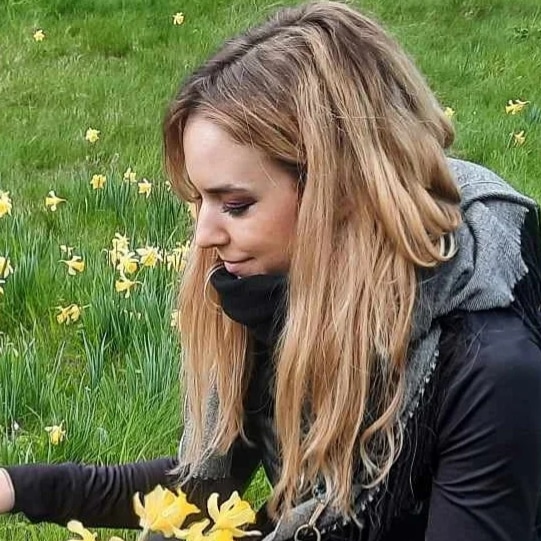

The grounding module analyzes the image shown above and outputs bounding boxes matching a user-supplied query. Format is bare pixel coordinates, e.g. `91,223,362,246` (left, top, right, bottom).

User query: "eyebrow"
201,183,253,195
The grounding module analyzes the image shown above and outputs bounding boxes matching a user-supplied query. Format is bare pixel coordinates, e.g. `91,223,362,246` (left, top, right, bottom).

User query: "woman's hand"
0,468,15,513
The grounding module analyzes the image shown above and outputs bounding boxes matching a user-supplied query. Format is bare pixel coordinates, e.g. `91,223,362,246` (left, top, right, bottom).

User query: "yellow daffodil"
443,107,455,119
0,257,14,279
513,130,526,146
106,233,131,266
165,180,172,192
136,246,162,268
60,245,74,257
166,240,191,272
0,280,5,295
116,251,138,275
123,167,137,183
166,252,186,273
505,99,529,115
56,304,82,324
0,191,12,218
207,492,260,538
45,422,66,445
33,29,45,41
61,255,85,276
85,128,100,143
45,190,66,211
66,520,97,541
112,233,130,252
90,174,106,190
173,12,185,25
133,484,200,537
115,275,141,298
56,306,71,324
138,178,152,198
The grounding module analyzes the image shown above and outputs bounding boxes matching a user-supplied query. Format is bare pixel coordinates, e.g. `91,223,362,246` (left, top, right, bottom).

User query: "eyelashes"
190,195,254,217
221,202,254,217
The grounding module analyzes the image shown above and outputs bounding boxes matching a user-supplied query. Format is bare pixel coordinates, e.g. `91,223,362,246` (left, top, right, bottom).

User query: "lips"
223,259,250,275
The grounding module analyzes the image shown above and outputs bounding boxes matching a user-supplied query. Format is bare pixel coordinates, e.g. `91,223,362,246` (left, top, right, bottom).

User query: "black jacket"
7,306,541,541
7,210,541,541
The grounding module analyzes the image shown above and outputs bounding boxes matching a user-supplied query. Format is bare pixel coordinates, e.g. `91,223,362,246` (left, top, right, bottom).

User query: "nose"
194,203,229,249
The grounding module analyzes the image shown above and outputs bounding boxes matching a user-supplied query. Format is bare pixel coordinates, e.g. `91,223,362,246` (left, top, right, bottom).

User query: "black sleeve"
6,429,262,530
6,457,178,528
426,310,541,541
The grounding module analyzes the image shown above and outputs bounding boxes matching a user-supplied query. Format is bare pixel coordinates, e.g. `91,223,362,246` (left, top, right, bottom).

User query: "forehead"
183,115,265,192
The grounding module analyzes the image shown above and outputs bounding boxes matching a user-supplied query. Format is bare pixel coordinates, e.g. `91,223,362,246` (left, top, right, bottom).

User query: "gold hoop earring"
439,232,457,259
203,266,224,312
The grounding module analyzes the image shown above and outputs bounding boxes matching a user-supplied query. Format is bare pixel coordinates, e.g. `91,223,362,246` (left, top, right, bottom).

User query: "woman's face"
183,115,300,278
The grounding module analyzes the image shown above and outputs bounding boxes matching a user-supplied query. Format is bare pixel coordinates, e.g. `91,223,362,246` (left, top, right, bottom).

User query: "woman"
2,2,541,540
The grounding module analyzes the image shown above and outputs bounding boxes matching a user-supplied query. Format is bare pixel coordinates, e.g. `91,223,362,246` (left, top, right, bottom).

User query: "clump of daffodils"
64,486,261,541
104,234,140,298
104,234,191,298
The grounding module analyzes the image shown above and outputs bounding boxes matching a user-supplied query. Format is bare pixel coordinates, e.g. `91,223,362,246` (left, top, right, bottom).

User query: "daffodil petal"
228,528,262,538
67,520,97,541
207,492,220,523
209,529,236,541
133,492,146,524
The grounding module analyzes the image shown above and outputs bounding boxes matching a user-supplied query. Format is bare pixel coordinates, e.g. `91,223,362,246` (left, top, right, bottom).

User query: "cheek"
260,201,298,252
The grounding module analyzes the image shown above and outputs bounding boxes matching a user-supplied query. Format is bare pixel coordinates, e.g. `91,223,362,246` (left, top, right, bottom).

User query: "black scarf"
210,267,287,346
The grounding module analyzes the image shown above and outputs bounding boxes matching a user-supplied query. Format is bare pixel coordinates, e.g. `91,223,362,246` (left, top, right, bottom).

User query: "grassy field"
0,0,540,539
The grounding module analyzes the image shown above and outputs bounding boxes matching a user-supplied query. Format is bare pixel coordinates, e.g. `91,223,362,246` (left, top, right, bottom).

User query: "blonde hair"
163,0,461,520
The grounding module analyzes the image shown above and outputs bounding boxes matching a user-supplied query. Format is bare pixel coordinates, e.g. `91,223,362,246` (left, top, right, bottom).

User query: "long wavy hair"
163,0,461,520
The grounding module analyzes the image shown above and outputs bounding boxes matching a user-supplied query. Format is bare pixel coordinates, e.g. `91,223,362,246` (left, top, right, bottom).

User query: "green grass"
0,0,540,539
